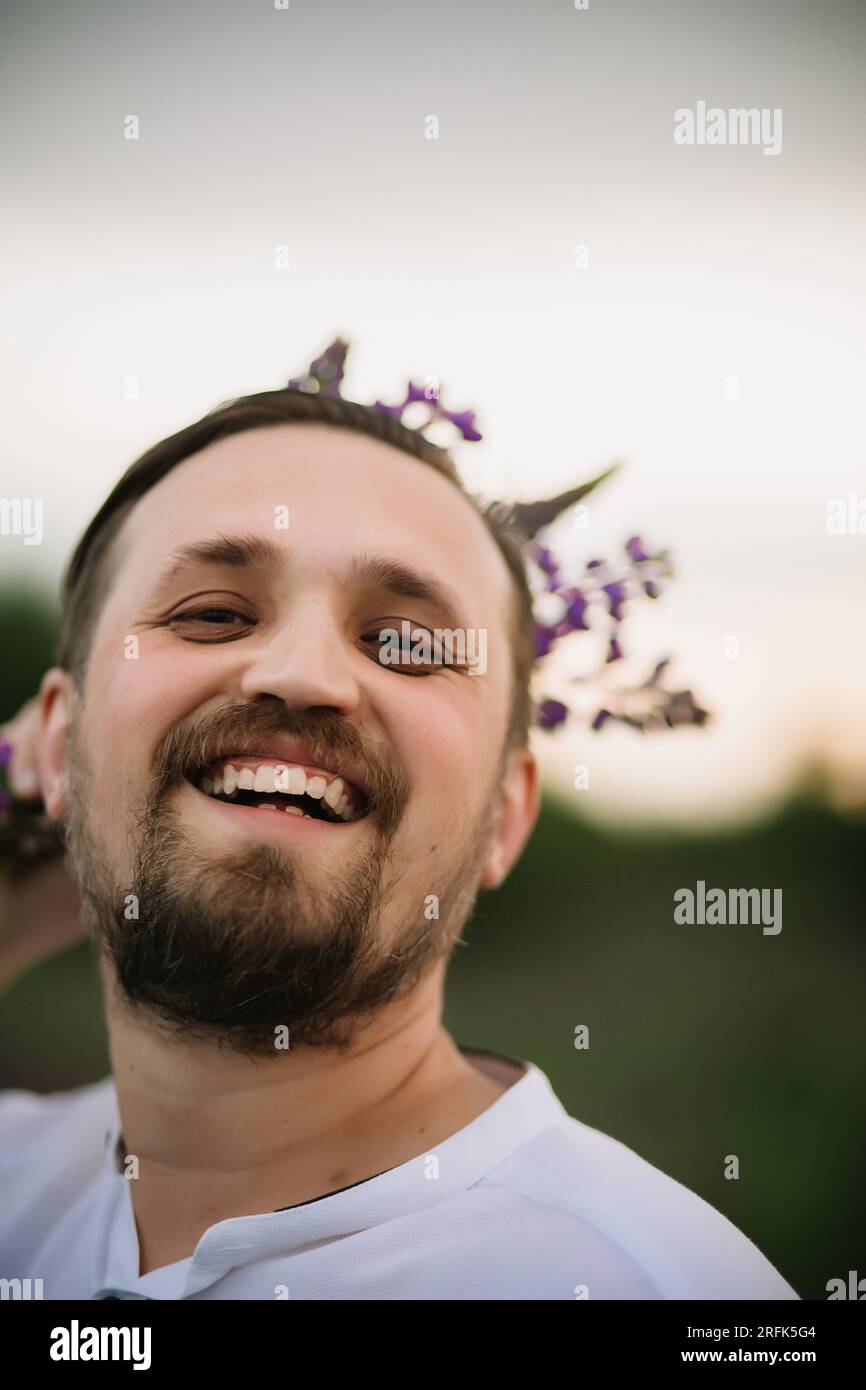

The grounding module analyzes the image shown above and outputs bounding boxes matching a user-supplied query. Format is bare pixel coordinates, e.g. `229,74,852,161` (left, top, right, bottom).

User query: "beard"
63,701,503,1058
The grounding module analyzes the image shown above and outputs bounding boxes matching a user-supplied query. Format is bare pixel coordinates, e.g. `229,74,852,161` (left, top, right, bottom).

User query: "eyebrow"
148,534,469,627
349,553,468,629
147,533,284,604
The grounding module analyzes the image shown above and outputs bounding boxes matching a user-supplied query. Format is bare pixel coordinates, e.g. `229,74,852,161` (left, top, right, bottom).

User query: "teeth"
324,777,344,809
254,766,278,794
197,759,365,823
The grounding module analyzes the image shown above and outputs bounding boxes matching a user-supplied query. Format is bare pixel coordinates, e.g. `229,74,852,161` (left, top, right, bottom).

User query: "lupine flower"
522,527,707,736
535,624,558,659
0,743,13,823
442,408,481,441
371,385,481,442
371,400,406,421
602,582,627,622
536,699,569,730
626,535,649,562
561,588,590,631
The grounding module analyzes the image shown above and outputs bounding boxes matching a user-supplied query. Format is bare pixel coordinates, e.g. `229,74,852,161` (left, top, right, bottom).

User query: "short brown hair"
57,388,537,749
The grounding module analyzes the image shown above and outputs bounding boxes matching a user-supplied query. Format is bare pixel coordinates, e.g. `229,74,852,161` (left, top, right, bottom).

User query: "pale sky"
2,0,864,826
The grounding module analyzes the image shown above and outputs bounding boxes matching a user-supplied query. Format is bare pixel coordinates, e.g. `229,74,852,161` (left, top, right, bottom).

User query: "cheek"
84,637,214,778
386,680,501,828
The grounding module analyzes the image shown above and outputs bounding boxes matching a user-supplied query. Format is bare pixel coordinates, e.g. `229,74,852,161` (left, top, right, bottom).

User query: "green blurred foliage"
1,585,863,1300
0,581,59,723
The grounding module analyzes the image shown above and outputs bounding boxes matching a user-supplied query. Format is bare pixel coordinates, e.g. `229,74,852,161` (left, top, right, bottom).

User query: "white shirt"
0,1050,798,1300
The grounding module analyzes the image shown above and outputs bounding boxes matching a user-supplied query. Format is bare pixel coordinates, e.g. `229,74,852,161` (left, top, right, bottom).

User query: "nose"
237,597,363,716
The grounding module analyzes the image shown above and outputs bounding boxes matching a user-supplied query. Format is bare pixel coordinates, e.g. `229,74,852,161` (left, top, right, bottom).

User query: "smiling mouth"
184,757,370,826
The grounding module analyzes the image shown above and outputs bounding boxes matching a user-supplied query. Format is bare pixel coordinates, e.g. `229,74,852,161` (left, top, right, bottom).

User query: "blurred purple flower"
533,546,558,576
626,535,649,562
525,527,708,737
443,408,481,441
561,588,590,631
371,386,481,442
0,740,12,769
602,581,627,621
536,699,569,730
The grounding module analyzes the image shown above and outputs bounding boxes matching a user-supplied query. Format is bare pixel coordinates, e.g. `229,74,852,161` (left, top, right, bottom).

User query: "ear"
480,745,540,889
37,668,77,820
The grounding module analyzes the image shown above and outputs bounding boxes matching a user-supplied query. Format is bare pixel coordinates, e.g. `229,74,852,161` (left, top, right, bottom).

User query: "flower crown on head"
287,335,483,443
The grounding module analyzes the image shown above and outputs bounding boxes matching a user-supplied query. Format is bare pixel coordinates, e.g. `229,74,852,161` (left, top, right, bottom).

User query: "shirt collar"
97,1056,566,1294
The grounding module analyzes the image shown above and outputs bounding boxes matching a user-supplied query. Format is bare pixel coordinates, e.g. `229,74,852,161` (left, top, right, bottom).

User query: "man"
0,373,798,1299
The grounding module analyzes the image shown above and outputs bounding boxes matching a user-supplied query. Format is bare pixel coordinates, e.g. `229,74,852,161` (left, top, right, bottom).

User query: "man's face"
55,423,533,1054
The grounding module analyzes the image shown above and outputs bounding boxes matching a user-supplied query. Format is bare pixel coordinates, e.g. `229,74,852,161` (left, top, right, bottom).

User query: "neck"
100,961,506,1275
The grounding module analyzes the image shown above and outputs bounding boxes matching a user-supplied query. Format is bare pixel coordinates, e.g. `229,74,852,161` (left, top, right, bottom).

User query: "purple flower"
591,708,612,731
586,558,605,570
602,581,627,621
561,588,590,631
0,740,12,769
536,699,569,730
534,624,558,658
533,546,559,576
626,535,649,562
606,637,623,663
371,400,406,420
443,408,481,441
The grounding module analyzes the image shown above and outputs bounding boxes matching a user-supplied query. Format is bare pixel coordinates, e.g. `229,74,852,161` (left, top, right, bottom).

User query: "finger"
0,723,42,800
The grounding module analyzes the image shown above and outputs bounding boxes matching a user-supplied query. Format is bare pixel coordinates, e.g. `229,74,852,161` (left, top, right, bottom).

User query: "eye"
168,607,256,642
360,630,429,676
360,625,464,676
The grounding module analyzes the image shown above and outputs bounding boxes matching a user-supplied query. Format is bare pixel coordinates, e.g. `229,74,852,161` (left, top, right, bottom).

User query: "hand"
0,696,87,991
1,695,43,800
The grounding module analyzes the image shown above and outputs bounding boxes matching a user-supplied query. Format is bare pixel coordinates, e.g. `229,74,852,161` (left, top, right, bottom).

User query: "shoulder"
0,1076,118,1270
475,1113,799,1300
0,1075,117,1176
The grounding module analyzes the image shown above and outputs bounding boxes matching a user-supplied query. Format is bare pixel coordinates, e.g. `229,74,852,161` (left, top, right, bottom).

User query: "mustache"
150,702,410,834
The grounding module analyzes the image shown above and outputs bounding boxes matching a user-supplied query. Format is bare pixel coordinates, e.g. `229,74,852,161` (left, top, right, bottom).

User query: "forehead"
115,422,514,618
